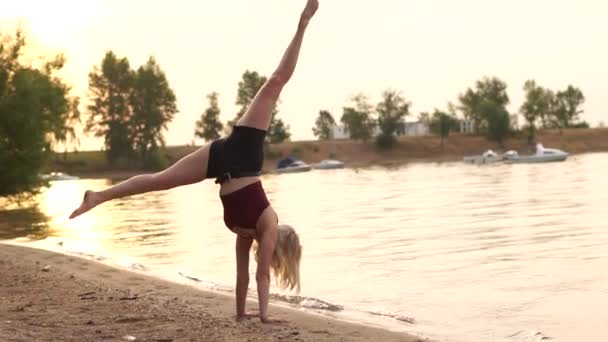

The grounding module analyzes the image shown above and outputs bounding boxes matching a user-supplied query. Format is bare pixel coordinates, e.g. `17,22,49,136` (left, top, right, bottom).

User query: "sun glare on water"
38,181,111,254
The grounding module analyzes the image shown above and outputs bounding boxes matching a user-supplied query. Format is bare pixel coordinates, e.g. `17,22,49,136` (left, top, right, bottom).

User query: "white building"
458,116,519,134
331,124,350,139
459,120,475,134
403,122,430,136
510,114,520,131
330,121,430,140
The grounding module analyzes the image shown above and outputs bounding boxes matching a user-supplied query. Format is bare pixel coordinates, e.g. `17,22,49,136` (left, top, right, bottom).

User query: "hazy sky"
2,0,607,150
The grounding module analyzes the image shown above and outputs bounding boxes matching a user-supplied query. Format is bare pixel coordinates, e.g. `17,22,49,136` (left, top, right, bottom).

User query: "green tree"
550,85,585,131
86,51,134,166
195,92,223,142
130,57,178,169
375,89,410,149
418,112,431,126
458,89,481,127
429,109,457,150
341,94,375,141
312,110,335,140
446,101,459,116
57,97,81,153
0,31,80,198
474,77,510,111
268,119,291,143
520,80,554,144
229,70,267,128
458,76,509,132
480,100,511,145
229,70,290,143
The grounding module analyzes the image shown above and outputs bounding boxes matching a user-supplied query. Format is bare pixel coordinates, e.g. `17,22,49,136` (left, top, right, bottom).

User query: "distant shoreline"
51,128,608,179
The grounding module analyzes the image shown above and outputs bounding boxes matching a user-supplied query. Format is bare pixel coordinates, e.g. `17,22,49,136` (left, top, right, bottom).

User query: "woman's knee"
262,75,286,97
153,147,209,189
144,173,170,191
268,73,286,87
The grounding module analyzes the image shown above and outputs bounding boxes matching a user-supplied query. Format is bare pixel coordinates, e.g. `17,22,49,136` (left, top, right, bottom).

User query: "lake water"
2,153,608,342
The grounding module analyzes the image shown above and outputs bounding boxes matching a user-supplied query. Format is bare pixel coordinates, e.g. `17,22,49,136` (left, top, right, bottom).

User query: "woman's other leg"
70,144,211,219
236,0,319,131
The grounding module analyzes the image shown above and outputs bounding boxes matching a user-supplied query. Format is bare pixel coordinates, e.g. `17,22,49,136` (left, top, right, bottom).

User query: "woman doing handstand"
69,0,319,324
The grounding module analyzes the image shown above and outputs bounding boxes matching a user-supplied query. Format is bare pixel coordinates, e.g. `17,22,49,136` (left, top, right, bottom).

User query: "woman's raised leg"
69,144,210,219
236,0,319,131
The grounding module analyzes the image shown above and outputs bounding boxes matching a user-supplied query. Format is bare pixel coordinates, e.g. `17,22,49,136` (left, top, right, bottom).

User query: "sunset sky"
2,0,606,150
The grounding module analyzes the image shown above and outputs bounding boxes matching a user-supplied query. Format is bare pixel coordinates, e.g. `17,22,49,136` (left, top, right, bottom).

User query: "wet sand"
0,244,429,342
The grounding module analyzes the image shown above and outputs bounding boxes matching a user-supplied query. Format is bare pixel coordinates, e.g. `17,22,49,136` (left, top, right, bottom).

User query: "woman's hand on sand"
69,190,102,219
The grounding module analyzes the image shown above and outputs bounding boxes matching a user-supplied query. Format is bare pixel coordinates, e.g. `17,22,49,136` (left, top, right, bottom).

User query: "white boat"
312,159,345,170
276,156,312,174
40,172,80,181
276,160,312,174
503,144,568,164
463,150,503,164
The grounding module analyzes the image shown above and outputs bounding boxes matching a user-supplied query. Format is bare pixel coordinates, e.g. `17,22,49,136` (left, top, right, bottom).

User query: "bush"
571,121,590,129
375,133,397,150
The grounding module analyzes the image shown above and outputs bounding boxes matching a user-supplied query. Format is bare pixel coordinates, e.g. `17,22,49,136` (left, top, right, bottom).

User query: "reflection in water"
2,153,608,342
0,206,50,240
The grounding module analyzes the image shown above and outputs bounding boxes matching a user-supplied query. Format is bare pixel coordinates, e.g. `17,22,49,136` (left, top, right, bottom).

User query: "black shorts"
207,126,266,184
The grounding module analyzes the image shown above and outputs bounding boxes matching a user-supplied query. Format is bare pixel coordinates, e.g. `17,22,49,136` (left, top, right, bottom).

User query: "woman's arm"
255,224,283,323
235,235,253,318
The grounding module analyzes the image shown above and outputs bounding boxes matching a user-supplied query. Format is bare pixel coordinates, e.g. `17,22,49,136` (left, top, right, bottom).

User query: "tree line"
86,51,177,169
311,77,587,148
0,31,291,198
0,30,590,198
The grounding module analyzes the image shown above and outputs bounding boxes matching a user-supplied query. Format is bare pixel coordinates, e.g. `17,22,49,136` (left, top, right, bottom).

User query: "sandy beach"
0,244,427,342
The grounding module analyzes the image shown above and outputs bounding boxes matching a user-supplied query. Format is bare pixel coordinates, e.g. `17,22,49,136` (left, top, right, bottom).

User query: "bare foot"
236,311,260,321
69,190,103,219
261,316,288,325
300,0,319,26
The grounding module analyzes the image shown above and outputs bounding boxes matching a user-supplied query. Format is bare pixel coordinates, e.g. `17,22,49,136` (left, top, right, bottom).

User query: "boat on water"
503,144,568,164
463,150,502,164
311,159,345,170
276,156,312,174
463,143,569,165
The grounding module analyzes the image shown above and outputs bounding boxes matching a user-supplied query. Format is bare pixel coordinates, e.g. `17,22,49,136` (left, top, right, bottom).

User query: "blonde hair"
253,224,302,293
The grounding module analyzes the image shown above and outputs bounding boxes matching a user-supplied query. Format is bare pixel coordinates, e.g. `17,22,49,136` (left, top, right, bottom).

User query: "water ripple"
3,153,608,342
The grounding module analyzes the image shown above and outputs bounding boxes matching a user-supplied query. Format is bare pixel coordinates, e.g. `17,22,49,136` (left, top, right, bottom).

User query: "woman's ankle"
91,190,107,205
